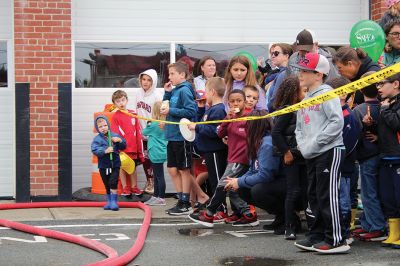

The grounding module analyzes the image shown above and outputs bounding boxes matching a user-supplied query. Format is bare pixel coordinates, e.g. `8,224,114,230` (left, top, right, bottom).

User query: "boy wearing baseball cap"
293,53,350,253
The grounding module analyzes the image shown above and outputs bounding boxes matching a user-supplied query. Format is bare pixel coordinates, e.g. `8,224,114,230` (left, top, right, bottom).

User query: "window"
75,43,170,88
0,42,7,87
176,43,269,78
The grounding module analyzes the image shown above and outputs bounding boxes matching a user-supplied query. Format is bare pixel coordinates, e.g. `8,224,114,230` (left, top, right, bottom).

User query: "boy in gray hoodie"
293,53,349,254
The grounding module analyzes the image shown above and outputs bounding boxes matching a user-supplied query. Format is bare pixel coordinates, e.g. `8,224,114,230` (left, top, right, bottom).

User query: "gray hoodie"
295,84,344,159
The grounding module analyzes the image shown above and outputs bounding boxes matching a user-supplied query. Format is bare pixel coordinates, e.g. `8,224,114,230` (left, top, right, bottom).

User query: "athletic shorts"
167,141,192,169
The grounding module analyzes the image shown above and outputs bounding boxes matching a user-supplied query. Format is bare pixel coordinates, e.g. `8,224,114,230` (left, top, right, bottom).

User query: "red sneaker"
213,211,228,224
358,230,387,242
131,186,143,196
121,186,131,196
224,214,240,224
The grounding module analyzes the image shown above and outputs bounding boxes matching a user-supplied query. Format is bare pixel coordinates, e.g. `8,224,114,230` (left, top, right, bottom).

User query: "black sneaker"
294,238,317,252
284,226,296,240
263,214,284,230
168,201,193,216
165,201,179,214
188,210,214,228
313,241,350,254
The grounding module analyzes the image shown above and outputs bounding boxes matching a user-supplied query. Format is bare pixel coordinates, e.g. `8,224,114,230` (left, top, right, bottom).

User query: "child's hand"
105,147,114,154
160,106,169,116
164,81,173,92
158,122,165,130
222,136,228,145
224,177,239,191
111,137,122,143
365,131,378,143
226,109,236,119
284,150,294,165
362,114,374,126
187,123,196,131
381,98,391,107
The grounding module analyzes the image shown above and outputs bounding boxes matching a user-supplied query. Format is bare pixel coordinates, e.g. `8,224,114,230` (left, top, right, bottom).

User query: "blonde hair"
206,77,226,97
224,55,257,100
152,101,163,120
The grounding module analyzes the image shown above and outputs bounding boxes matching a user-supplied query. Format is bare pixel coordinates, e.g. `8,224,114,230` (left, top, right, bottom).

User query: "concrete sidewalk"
0,198,271,222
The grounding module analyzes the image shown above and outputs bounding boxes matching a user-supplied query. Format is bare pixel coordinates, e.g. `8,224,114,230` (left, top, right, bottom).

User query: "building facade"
0,0,387,201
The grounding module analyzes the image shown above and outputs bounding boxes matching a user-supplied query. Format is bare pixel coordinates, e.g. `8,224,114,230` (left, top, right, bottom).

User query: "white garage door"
0,0,14,197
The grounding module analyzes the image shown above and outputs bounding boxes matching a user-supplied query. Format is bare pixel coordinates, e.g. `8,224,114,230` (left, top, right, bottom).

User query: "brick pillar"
14,0,71,198
371,0,387,22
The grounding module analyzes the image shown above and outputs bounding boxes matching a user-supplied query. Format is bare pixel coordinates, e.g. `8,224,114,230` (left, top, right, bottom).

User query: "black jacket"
378,94,400,157
349,56,380,106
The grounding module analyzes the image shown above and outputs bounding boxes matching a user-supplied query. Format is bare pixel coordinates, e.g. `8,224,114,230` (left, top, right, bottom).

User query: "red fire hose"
0,202,152,266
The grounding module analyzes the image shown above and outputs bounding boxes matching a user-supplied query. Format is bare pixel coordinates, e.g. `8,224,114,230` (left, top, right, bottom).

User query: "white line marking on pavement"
0,219,273,230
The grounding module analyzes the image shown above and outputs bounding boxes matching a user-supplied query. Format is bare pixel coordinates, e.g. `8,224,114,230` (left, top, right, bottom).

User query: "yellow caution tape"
120,62,400,125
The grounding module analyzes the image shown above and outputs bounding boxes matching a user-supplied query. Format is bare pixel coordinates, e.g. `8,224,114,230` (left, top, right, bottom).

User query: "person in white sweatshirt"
133,69,164,194
292,53,349,254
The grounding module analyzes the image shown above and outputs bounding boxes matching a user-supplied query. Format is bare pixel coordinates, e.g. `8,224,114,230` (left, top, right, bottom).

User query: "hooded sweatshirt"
163,81,197,141
295,84,344,159
91,115,126,169
134,69,164,131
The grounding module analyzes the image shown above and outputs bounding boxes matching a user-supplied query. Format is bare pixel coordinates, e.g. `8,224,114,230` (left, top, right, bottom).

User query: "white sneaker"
152,197,166,206
144,196,157,205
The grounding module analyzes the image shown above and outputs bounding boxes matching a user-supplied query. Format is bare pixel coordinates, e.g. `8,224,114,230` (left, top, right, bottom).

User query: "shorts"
126,152,142,166
193,157,207,177
167,141,192,169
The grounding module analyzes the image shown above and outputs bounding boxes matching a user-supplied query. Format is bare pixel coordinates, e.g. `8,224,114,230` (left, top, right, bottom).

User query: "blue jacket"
163,81,197,141
266,67,287,113
142,121,167,163
342,104,361,156
237,135,282,189
195,103,227,153
91,115,126,169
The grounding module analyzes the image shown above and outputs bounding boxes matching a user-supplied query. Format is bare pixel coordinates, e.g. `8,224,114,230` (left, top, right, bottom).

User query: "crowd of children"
91,7,400,254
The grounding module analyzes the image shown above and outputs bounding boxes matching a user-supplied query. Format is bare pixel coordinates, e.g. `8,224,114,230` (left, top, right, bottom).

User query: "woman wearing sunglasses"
383,19,400,67
376,73,400,248
333,46,381,107
265,43,293,113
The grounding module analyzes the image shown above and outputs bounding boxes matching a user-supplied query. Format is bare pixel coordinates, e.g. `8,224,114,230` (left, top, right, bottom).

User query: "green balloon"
349,20,385,62
235,51,258,73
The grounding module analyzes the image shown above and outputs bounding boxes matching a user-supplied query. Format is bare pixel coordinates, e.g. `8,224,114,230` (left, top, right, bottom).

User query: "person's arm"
267,71,285,112
135,117,145,162
255,85,267,110
163,91,172,101
91,137,106,158
271,113,291,154
112,133,126,151
380,104,400,131
196,106,206,122
168,89,197,119
197,108,226,138
237,140,280,189
217,120,229,138
317,98,344,145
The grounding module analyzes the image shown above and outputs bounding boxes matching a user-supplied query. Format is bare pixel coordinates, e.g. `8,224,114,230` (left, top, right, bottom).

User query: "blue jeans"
339,177,351,215
360,156,386,231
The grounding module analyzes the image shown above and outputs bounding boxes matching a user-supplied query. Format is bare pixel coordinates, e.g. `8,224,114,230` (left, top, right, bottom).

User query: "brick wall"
371,0,387,22
14,0,71,196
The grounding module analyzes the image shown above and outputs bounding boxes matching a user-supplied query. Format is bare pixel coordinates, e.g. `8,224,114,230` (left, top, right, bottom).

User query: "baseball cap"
295,29,314,52
196,89,206,101
293,53,330,75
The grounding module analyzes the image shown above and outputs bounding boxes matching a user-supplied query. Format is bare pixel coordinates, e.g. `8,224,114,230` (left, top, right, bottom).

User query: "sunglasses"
376,80,391,88
270,51,282,57
388,32,400,38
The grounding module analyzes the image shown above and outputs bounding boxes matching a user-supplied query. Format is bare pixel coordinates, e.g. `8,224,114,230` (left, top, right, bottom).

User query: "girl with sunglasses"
265,43,293,113
223,55,266,111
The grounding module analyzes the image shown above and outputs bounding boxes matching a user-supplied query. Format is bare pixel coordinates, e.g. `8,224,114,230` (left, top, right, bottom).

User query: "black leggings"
99,168,119,194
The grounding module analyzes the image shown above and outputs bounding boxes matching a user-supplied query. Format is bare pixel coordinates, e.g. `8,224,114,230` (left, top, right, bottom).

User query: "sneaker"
224,214,240,224
263,215,284,230
144,196,157,205
121,186,131,196
168,201,193,216
152,197,166,206
294,238,317,252
284,226,296,240
165,201,179,214
144,179,154,194
346,236,354,245
313,241,350,254
188,210,214,228
358,230,387,242
131,186,143,196
232,212,259,227
352,228,368,237
213,211,228,224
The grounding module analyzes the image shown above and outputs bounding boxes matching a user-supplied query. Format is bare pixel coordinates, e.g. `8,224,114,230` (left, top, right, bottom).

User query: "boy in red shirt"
111,90,144,196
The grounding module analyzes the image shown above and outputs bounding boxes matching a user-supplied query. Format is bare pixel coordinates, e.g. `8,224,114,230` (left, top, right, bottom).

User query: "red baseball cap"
294,53,330,75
